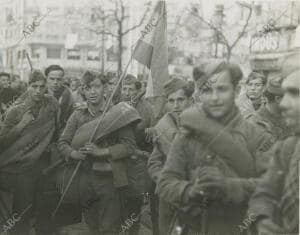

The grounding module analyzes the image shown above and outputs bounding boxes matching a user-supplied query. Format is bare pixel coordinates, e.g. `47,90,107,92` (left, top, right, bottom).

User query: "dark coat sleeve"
157,134,192,207
248,141,287,221
148,143,166,183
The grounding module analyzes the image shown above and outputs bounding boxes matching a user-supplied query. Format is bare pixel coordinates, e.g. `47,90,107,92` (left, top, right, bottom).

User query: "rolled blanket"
180,105,255,177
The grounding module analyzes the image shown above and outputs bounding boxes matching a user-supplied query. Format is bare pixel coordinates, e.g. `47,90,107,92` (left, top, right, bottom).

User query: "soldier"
237,72,266,117
246,74,293,142
120,74,155,235
58,71,140,235
0,70,60,234
248,53,299,235
0,72,19,119
148,77,194,235
45,64,74,128
158,61,272,235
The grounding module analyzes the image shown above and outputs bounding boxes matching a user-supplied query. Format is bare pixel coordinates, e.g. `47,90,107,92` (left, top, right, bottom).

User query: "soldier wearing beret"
148,76,194,235
246,74,293,143
157,61,272,235
248,53,300,235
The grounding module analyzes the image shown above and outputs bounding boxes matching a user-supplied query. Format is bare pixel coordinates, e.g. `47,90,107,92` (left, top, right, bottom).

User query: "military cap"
266,74,283,95
163,77,188,96
280,52,300,79
196,60,243,88
28,70,46,84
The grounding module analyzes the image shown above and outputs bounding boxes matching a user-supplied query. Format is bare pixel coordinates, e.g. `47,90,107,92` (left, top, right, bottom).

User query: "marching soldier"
0,70,60,234
158,61,272,235
58,71,140,235
248,53,300,235
148,77,194,235
237,72,266,117
246,74,293,142
120,74,155,235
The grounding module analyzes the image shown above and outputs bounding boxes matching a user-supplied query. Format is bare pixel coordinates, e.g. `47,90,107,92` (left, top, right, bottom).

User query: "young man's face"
28,80,47,102
0,76,10,88
70,80,79,92
280,72,300,131
121,83,139,102
246,77,264,100
83,79,105,105
201,71,237,120
47,70,64,93
167,89,192,114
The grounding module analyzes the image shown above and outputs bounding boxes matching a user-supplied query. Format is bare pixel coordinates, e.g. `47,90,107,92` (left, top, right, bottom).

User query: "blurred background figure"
70,76,85,108
0,72,19,119
237,71,267,117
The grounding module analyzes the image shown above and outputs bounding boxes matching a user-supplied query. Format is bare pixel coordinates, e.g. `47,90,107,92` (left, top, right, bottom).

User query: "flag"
133,0,168,98
133,1,168,119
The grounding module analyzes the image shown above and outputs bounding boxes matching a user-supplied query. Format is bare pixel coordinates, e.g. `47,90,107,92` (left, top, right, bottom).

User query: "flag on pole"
133,1,169,98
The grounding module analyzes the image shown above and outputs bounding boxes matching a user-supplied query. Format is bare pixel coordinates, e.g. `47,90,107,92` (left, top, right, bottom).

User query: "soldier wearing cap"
246,74,293,142
120,74,155,235
148,76,194,235
158,61,272,235
248,52,300,235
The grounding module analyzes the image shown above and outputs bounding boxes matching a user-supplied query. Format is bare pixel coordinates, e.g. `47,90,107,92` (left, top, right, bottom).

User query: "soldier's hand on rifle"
16,110,34,131
188,178,207,200
196,166,225,199
256,218,284,235
79,143,109,159
70,150,86,160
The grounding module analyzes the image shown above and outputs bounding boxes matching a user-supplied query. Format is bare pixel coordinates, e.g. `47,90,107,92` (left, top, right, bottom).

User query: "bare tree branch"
190,10,230,47
122,4,150,36
229,4,252,50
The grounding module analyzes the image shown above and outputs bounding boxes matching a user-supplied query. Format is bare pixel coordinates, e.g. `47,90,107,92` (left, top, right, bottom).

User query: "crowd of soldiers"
0,52,299,235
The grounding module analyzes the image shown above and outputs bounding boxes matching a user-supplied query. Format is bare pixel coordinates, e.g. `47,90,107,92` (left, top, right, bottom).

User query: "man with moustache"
248,53,300,235
158,61,272,235
0,70,59,235
58,71,140,235
148,77,194,235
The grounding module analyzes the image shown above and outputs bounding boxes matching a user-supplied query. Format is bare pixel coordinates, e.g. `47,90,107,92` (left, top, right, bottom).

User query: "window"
87,50,100,61
47,47,61,59
67,49,80,60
